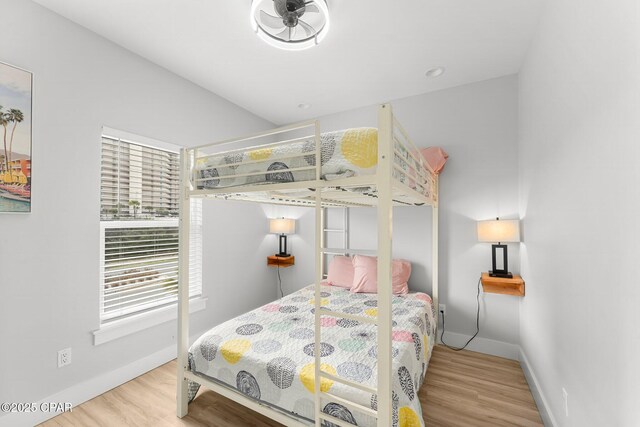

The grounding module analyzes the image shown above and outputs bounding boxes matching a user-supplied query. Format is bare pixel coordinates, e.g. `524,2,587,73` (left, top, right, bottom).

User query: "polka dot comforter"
188,284,436,426
195,127,433,200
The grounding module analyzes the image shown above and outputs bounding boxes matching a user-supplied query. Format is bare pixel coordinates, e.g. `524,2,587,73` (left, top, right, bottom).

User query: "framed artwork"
0,61,32,213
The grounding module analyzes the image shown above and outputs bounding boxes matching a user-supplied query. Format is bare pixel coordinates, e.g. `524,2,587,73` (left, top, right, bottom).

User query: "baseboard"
0,331,206,427
519,347,558,427
437,330,520,360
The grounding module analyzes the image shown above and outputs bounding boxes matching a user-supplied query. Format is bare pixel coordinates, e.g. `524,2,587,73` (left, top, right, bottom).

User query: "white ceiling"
34,0,544,125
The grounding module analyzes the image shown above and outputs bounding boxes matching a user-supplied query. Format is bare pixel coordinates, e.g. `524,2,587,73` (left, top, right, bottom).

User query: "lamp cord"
277,265,284,298
440,276,481,351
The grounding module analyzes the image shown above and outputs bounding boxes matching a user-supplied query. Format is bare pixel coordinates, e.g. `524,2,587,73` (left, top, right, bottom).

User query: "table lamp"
477,218,520,278
270,218,295,257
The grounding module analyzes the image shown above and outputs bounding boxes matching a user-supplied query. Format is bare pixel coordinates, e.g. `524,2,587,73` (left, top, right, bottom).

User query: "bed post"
376,103,394,427
177,147,191,418
320,207,325,279
313,120,323,426
432,176,439,337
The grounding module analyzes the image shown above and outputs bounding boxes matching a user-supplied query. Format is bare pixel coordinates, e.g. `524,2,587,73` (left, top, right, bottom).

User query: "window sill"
93,297,207,346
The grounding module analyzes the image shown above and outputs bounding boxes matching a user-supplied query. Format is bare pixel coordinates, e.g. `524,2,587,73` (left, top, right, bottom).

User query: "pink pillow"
326,256,355,288
350,255,410,295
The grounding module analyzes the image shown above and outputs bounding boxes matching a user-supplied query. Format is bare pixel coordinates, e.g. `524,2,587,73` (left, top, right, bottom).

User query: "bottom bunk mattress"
187,284,436,426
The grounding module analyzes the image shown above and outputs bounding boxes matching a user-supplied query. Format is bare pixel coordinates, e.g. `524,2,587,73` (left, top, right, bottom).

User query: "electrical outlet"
58,348,72,368
562,387,569,417
439,304,446,316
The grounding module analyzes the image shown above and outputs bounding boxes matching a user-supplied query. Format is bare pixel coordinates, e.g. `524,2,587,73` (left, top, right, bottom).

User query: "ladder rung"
318,413,356,427
320,392,378,417
319,372,377,395
320,309,377,325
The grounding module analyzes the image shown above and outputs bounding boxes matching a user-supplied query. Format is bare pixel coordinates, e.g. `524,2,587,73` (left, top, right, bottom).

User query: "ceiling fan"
251,0,330,50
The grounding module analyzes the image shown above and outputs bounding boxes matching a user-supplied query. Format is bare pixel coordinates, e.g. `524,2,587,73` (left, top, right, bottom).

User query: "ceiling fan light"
250,0,330,51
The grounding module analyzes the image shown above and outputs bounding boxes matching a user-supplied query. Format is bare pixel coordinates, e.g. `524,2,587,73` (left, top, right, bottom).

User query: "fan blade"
297,19,316,37
303,2,320,13
260,10,284,29
275,27,292,41
296,2,320,14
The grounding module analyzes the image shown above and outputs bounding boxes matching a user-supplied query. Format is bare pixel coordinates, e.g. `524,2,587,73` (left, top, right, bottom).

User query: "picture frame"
0,60,32,213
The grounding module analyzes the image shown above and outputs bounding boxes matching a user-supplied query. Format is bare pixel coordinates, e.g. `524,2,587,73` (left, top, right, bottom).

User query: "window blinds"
99,136,201,323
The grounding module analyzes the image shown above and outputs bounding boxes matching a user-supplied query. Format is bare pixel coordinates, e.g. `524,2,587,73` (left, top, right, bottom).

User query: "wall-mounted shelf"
267,255,295,268
481,272,525,296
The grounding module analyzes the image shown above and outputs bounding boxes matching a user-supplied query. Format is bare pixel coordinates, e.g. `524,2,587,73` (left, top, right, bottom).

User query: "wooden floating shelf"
481,272,525,296
267,255,295,268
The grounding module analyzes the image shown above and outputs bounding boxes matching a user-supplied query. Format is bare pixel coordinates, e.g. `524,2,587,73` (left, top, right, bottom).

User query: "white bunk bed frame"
176,104,439,427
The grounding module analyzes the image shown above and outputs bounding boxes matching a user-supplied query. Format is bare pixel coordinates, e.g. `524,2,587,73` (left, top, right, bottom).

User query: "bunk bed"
177,104,440,427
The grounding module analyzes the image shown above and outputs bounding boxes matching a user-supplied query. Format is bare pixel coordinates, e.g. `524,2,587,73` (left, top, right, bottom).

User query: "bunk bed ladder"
322,207,349,279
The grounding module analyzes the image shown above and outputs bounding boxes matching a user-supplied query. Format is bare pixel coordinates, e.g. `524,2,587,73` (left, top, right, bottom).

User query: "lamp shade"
477,219,520,243
269,218,295,235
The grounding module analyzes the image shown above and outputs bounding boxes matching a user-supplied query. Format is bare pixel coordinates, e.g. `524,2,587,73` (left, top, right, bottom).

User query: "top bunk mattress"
195,128,433,199
187,283,437,427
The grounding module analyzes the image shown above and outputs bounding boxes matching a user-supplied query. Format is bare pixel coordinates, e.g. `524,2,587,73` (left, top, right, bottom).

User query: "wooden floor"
41,346,542,427
420,347,542,426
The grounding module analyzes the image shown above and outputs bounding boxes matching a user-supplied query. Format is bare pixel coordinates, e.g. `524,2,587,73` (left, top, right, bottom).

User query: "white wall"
0,0,274,417
518,0,640,425
284,76,522,350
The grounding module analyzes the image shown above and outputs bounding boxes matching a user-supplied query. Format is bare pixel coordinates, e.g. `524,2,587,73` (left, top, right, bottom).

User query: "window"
99,135,202,324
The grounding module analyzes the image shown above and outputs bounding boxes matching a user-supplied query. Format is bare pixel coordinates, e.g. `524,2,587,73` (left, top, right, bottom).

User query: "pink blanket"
420,147,449,174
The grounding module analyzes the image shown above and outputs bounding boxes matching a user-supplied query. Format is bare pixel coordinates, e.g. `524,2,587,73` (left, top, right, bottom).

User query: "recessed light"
298,103,311,110
425,67,445,78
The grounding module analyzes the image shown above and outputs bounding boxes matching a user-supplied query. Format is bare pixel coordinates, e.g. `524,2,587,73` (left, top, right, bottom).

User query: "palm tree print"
0,106,25,179
0,106,8,172
8,108,24,171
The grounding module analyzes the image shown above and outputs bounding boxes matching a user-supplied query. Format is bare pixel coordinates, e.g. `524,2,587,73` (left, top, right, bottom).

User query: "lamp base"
489,270,513,279
276,235,290,258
